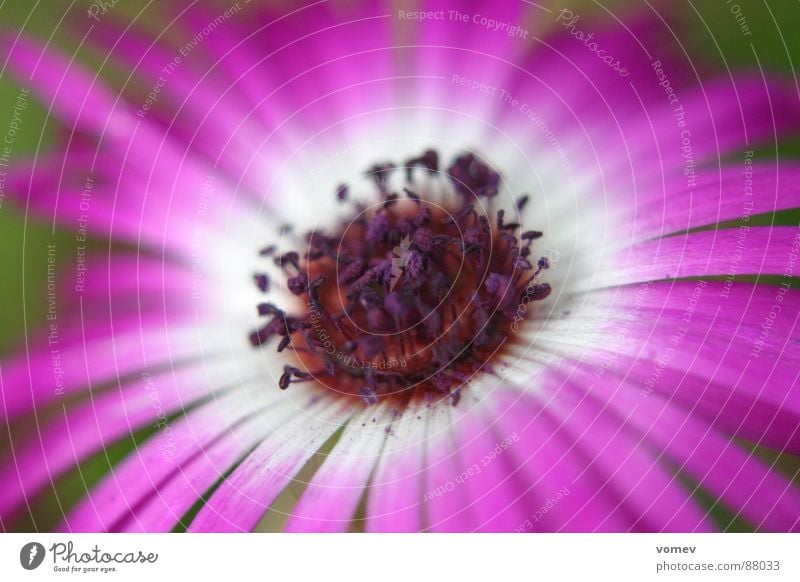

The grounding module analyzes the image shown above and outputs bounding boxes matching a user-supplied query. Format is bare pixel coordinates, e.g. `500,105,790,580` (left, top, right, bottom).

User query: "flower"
1,0,799,533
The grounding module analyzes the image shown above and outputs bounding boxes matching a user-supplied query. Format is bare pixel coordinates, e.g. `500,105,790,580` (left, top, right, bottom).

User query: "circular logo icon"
20,542,46,570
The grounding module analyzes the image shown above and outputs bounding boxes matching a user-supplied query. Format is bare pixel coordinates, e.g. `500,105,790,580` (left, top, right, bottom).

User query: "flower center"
250,150,550,406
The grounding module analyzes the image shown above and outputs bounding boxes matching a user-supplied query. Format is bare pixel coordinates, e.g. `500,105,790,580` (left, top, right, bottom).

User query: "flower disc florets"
250,150,550,406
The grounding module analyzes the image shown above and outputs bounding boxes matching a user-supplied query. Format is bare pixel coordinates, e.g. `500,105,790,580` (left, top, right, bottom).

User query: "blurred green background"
1,0,799,532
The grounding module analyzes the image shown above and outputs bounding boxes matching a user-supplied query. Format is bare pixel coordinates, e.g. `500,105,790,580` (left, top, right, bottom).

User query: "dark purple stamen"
250,150,550,406
254,274,270,293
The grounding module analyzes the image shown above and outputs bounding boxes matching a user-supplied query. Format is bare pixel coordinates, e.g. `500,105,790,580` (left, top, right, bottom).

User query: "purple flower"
1,1,799,533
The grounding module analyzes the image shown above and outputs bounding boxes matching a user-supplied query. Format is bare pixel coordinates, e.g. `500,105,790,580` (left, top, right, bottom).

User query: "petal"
587,226,800,287
0,360,242,524
63,384,283,532
187,396,353,532
627,163,800,241
283,403,393,532
365,399,428,532
0,35,135,137
544,281,800,452
545,362,800,531
115,395,300,533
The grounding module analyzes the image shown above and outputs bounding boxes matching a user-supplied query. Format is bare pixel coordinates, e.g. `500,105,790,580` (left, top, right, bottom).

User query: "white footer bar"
1,533,797,581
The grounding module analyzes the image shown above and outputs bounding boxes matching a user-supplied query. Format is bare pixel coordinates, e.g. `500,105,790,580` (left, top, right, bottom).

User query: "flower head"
1,0,799,533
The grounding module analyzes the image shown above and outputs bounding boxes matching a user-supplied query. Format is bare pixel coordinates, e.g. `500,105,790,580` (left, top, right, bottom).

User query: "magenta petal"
0,362,234,523
597,226,800,286
4,137,262,253
469,387,712,532
482,390,633,532
422,406,480,532
551,363,800,531
283,404,392,532
187,397,352,532
1,36,135,136
629,164,800,240
443,406,539,532
527,384,712,531
173,0,398,137
62,388,275,532
365,401,428,533
1,319,225,421
116,402,292,533
605,75,800,193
